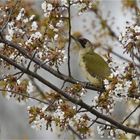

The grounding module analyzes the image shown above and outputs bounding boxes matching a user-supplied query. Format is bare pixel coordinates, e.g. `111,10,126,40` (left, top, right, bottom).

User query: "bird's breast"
79,51,102,87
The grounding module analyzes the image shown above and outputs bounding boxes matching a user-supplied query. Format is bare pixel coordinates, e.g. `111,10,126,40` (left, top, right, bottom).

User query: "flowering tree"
0,0,140,139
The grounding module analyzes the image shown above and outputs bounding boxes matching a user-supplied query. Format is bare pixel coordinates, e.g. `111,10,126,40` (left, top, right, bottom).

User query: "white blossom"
56,20,64,28
49,24,54,29
23,18,29,23
97,125,105,136
0,43,4,48
41,1,47,12
34,32,42,38
31,116,46,130
27,106,31,111
104,60,139,101
41,1,53,17
31,21,38,31
27,81,34,93
5,35,12,41
53,108,65,120
47,3,53,11
60,0,68,6
73,114,81,122
92,96,98,106
25,32,42,45
104,79,109,85
119,23,140,46
16,8,25,21
115,83,123,90
29,15,35,21
7,21,15,40
54,34,58,40
44,12,49,17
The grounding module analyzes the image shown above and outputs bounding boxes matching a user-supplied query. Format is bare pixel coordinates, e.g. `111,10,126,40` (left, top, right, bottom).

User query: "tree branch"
122,104,140,124
0,39,103,92
0,53,140,135
0,0,19,33
0,89,48,105
67,0,72,77
67,125,83,140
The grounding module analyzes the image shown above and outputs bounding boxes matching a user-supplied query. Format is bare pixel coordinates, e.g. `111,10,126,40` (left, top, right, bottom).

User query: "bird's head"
77,38,92,49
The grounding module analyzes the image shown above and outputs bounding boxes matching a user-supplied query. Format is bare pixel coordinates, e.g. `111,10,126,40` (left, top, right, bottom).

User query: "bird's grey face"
78,38,89,48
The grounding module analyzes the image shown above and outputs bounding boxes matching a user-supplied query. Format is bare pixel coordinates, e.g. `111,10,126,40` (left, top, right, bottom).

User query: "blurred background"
0,0,135,139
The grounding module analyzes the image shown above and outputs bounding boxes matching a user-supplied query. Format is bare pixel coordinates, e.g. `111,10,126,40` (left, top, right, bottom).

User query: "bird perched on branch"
73,37,111,88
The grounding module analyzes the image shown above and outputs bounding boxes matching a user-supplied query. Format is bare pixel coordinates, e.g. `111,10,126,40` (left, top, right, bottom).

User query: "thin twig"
0,0,19,33
16,72,24,80
90,7,119,43
0,88,48,105
27,51,37,70
28,75,46,98
88,117,98,128
95,120,115,128
67,125,83,140
61,81,66,89
0,71,22,81
122,104,140,124
103,46,140,68
22,63,46,98
67,0,72,77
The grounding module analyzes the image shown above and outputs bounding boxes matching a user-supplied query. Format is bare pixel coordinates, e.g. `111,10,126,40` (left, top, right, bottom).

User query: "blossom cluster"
27,102,91,138
25,32,42,46
4,6,41,43
0,1,68,68
41,0,95,17
5,21,25,41
64,83,86,98
97,124,117,139
1,77,32,104
90,60,139,118
27,87,91,138
91,60,139,138
41,1,54,18
41,0,66,40
41,0,68,17
37,45,67,66
27,105,49,130
92,94,114,115
0,3,43,65
104,61,139,100
119,23,140,56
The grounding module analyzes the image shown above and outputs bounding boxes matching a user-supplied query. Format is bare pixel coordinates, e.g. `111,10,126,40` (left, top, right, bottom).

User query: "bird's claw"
82,82,92,88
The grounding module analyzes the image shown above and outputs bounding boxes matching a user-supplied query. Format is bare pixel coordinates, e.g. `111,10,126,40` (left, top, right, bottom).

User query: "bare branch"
0,53,140,135
0,39,103,92
67,125,83,140
122,104,140,124
88,117,98,128
0,0,19,33
103,47,140,68
0,88,48,105
0,71,22,81
67,0,72,77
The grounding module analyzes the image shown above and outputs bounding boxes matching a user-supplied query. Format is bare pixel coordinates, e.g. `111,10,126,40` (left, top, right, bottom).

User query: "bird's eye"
78,38,88,48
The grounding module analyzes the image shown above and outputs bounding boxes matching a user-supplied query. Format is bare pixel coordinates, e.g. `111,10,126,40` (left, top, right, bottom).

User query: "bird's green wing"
82,51,111,80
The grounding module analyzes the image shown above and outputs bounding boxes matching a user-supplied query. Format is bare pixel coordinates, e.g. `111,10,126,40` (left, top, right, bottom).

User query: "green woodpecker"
77,38,111,88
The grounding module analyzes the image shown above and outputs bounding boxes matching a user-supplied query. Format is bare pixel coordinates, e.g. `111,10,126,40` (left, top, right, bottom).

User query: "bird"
75,37,111,88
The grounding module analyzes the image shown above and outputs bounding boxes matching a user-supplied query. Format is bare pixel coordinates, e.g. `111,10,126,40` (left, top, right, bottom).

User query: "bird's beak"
70,35,81,51
71,35,82,46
